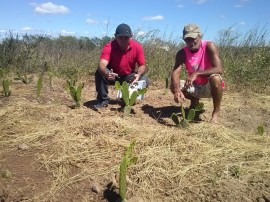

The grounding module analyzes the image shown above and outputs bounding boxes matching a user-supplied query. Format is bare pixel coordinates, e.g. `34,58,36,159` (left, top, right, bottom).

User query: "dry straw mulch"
0,77,269,202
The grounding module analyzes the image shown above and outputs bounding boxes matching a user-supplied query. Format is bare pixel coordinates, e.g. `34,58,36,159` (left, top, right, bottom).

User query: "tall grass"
0,25,269,93
216,25,270,93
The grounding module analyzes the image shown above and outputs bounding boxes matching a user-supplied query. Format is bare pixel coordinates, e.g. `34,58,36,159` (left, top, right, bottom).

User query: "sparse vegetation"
0,26,269,202
257,125,265,135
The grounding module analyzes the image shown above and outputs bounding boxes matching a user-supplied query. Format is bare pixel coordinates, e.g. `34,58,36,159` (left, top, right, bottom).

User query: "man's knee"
209,75,222,90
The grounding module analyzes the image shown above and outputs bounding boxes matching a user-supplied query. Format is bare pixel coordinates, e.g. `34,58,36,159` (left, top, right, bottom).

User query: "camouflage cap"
183,24,201,39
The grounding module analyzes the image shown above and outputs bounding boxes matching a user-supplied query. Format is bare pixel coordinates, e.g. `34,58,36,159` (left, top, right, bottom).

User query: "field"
0,76,269,202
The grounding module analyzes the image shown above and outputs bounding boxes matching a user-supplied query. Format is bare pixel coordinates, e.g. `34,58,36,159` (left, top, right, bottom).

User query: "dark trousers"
95,69,149,102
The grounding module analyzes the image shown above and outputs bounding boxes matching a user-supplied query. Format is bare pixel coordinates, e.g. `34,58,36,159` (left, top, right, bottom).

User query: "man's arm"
98,59,109,77
132,44,147,83
197,41,223,77
171,49,185,102
98,59,118,80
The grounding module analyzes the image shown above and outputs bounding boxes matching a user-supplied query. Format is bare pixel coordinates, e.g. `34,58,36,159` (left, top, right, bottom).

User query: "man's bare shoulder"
206,41,219,53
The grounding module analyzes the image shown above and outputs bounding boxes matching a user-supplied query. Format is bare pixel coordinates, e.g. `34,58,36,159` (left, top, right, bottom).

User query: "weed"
257,125,265,135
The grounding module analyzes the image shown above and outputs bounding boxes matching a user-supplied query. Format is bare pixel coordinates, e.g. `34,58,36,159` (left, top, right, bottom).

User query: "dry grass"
0,76,269,202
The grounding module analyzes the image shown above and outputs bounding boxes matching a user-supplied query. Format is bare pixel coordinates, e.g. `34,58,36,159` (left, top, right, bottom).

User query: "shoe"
93,100,109,109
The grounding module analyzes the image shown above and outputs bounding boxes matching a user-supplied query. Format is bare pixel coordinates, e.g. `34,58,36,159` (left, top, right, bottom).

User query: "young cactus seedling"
164,77,169,95
119,141,138,201
2,79,11,96
66,80,84,108
115,81,147,115
171,102,204,128
36,73,43,99
15,71,33,84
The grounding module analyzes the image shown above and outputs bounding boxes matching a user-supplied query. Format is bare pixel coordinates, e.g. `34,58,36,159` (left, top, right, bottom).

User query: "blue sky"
0,0,269,41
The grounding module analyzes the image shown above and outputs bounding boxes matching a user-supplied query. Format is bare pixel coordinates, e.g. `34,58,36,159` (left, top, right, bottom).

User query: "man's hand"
131,73,141,84
185,72,198,88
174,90,185,103
106,69,119,81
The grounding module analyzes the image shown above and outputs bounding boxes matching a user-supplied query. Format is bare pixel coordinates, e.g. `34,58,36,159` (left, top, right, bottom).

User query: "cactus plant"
15,71,32,84
66,80,84,108
119,141,138,201
171,102,204,128
115,81,147,115
36,74,43,98
2,79,11,96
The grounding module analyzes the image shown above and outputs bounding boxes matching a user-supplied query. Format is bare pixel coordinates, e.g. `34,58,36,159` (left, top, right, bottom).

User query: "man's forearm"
196,67,223,77
137,65,146,75
171,72,181,94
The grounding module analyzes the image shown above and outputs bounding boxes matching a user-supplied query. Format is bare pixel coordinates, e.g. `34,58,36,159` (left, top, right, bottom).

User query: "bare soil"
0,76,269,202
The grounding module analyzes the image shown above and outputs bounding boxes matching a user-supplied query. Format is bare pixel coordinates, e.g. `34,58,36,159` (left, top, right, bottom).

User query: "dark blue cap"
115,23,132,37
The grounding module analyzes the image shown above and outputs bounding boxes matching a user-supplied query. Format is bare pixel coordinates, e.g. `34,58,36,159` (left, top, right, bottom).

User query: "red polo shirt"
100,39,145,75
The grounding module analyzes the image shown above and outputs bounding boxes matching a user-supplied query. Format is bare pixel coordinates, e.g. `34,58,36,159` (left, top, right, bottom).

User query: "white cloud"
86,18,98,24
234,4,243,7
61,29,75,35
194,0,206,4
142,15,164,21
137,31,146,36
177,4,185,8
219,14,226,19
235,0,249,8
35,2,69,14
238,21,246,25
0,30,7,33
21,27,33,31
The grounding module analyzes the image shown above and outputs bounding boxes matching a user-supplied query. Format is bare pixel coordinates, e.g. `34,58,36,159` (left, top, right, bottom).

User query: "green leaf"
115,81,121,90
67,80,72,88
128,156,138,166
122,81,129,106
181,104,186,120
126,140,136,156
75,83,83,102
124,105,132,115
138,88,147,95
195,102,204,111
119,156,128,200
69,86,77,101
36,74,43,98
180,119,189,128
187,109,195,121
0,68,4,79
2,80,11,96
119,141,137,201
171,113,180,126
129,91,138,106
257,125,264,135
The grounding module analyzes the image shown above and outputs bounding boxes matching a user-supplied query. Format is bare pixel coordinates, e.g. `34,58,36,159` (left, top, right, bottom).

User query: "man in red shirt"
94,23,149,109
